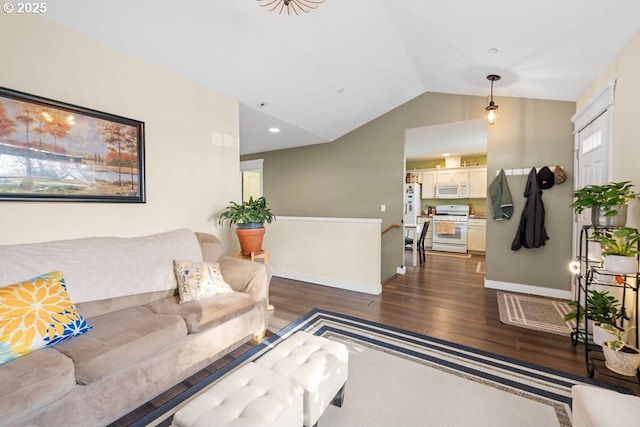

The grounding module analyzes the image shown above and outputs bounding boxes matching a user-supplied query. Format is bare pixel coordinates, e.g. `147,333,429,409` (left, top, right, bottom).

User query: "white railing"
263,216,382,295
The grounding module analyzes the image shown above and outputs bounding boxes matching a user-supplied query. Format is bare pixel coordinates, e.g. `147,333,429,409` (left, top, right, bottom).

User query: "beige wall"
243,93,487,281
485,97,575,294
576,31,640,230
263,217,382,294
244,92,576,291
1,17,240,247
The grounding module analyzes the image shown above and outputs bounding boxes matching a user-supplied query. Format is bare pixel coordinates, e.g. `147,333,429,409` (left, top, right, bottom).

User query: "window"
581,129,602,154
240,159,263,202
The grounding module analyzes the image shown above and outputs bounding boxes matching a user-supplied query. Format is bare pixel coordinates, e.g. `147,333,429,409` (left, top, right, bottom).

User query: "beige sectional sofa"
0,229,271,427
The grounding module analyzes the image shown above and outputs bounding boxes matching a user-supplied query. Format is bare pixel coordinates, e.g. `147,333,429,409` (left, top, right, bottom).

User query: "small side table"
234,250,274,311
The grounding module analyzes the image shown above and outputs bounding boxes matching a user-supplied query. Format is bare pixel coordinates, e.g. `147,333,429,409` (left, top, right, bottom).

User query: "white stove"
432,205,470,253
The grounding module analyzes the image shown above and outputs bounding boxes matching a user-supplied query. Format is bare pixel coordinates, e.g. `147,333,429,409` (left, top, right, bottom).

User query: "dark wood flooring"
112,251,639,426
270,252,640,390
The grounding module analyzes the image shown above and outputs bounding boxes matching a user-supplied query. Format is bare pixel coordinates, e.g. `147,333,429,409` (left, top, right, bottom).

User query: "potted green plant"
590,227,640,274
599,324,640,376
563,290,623,345
218,196,275,255
571,181,637,227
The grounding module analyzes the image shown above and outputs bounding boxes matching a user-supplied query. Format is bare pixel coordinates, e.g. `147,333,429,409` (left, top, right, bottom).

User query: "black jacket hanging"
511,167,549,250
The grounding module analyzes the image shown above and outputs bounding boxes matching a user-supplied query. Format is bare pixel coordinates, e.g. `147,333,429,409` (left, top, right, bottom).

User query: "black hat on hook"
537,166,555,189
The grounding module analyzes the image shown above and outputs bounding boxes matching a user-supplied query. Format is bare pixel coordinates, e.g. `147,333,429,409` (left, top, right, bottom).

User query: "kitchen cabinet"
436,169,469,184
467,218,486,252
421,171,436,199
469,167,488,198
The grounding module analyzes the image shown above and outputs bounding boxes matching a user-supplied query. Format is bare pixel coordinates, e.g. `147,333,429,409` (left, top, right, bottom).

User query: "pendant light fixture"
256,0,325,15
485,74,501,125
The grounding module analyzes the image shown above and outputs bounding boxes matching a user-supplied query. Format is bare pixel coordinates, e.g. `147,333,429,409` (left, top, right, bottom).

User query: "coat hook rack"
495,167,543,176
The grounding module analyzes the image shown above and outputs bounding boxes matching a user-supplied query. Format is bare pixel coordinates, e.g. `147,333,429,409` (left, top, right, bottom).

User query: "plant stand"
570,225,640,382
234,249,269,264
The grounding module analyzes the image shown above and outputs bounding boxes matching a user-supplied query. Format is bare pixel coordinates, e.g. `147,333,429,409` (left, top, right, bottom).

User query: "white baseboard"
273,268,382,295
484,279,572,300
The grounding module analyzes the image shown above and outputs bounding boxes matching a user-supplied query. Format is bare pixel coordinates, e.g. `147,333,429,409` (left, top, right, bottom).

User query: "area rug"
134,309,617,427
497,292,576,337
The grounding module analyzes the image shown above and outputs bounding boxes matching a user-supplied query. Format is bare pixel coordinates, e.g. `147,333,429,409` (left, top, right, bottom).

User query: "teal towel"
489,169,514,220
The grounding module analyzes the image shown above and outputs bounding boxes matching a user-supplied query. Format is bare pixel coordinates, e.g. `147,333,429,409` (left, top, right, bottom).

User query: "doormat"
496,292,576,337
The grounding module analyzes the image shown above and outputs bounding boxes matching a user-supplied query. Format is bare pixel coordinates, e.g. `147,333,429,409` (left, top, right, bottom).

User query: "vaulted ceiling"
43,1,640,155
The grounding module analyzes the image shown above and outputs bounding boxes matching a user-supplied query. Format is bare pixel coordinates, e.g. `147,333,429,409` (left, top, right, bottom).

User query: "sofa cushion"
0,271,92,365
0,228,203,304
0,347,76,421
53,306,187,385
145,292,255,334
173,260,233,304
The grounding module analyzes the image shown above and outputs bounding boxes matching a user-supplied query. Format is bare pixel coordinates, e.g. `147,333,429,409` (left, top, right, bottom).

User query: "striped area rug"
497,292,576,336
136,309,620,427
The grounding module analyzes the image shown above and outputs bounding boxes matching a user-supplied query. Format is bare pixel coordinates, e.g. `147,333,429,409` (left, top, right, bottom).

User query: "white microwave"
435,182,469,199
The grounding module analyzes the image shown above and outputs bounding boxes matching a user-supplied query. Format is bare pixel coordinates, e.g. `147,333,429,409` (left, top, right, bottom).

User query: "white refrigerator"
404,183,421,224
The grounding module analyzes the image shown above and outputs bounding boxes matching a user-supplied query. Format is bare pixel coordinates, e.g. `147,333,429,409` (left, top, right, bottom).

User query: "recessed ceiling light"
269,127,280,133
336,88,344,94
488,48,499,54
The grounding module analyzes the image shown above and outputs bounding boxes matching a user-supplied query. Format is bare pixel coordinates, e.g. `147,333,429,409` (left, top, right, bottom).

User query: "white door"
574,112,610,263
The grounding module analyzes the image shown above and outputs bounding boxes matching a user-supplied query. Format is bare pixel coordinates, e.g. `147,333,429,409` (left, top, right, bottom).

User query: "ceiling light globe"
485,105,499,125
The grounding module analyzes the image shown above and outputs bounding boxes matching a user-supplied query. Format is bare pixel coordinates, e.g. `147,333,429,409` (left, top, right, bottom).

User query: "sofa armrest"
218,255,271,302
195,232,224,262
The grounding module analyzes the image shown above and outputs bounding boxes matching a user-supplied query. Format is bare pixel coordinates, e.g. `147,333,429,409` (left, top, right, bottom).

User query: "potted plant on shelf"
589,227,640,274
218,196,275,255
599,324,640,376
563,289,623,346
571,181,637,227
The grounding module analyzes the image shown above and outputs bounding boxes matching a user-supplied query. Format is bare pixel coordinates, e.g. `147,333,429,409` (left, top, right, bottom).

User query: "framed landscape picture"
0,87,145,202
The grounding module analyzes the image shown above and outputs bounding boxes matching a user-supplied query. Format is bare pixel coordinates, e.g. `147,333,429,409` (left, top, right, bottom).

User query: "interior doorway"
403,119,488,265
240,159,263,202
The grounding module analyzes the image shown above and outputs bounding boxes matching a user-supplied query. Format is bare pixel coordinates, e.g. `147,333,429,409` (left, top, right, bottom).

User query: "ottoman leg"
331,384,346,408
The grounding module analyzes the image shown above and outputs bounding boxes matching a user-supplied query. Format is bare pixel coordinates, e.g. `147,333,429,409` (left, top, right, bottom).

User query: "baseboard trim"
273,268,382,295
484,279,572,300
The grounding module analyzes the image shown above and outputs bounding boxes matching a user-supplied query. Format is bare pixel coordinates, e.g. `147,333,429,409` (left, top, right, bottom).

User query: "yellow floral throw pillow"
174,261,233,304
0,271,92,365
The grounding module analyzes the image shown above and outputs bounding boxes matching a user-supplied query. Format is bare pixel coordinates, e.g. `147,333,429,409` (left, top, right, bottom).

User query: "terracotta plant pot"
236,227,266,255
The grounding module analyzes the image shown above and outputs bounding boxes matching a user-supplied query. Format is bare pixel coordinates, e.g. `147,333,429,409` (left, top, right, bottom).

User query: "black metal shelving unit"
570,225,640,382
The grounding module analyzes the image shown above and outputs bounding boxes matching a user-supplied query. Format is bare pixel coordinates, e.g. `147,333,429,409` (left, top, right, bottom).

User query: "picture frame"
0,87,145,202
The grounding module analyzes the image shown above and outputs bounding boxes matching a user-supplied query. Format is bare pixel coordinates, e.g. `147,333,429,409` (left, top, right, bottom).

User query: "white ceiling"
42,1,640,155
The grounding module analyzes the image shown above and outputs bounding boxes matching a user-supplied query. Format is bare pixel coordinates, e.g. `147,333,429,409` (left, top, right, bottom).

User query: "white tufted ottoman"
171,362,303,427
255,331,349,427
